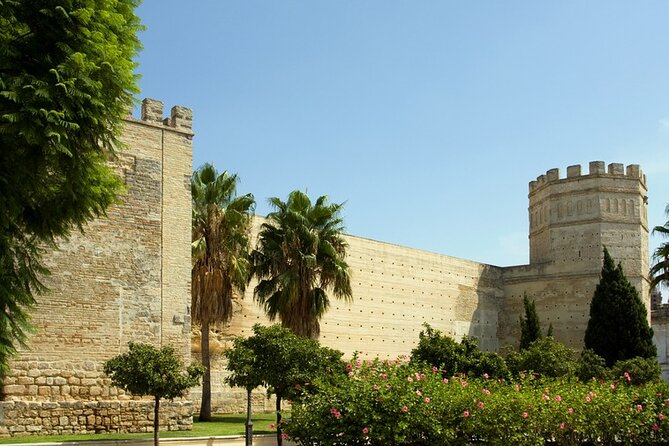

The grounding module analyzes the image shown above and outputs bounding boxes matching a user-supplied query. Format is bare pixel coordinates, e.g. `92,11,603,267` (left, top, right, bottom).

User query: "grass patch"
0,413,278,444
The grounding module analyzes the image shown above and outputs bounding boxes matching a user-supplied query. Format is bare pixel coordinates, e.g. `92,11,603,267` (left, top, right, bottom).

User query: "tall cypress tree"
584,248,656,366
519,293,542,350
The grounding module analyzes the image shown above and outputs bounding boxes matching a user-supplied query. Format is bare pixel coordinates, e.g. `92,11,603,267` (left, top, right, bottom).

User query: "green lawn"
0,413,278,444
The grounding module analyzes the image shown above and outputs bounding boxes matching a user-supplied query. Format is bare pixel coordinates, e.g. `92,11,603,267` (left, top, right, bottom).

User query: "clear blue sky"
134,1,669,267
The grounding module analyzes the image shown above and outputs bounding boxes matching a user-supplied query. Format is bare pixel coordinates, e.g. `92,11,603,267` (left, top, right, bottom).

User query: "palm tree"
651,203,669,291
251,190,352,339
191,164,254,421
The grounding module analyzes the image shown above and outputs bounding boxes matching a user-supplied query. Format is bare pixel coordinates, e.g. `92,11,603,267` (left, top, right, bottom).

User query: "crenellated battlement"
529,161,646,193
129,98,193,133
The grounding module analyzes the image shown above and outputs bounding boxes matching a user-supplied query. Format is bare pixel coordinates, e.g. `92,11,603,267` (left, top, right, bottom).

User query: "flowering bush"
284,355,669,445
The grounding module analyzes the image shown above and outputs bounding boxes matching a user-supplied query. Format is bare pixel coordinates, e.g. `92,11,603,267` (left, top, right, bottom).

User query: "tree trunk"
199,320,211,421
276,394,283,446
245,387,253,446
154,395,160,446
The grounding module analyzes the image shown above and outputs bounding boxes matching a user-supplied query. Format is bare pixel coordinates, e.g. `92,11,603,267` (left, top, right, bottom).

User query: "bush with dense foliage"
285,355,669,446
411,324,509,379
506,337,578,378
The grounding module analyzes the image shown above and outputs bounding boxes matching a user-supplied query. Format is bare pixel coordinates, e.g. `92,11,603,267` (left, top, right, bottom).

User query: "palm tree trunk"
153,395,160,446
275,394,283,446
199,320,212,421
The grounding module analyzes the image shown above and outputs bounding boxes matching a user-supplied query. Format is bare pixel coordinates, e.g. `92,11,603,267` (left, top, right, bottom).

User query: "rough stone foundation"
0,400,193,437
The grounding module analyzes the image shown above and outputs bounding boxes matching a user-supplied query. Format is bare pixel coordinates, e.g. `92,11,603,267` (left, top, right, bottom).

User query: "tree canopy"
104,342,204,446
584,248,656,366
0,0,142,379
237,324,343,446
251,190,352,339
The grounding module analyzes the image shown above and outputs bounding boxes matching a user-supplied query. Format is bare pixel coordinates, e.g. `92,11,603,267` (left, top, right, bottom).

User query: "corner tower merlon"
527,160,649,298
137,98,194,134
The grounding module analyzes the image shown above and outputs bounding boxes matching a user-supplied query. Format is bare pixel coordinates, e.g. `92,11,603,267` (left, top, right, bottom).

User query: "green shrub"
411,324,508,379
506,337,577,378
285,355,669,446
576,348,611,382
612,356,662,385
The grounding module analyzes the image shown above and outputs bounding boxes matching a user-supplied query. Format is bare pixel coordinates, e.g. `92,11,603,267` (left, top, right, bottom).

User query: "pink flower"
610,383,616,390
443,378,449,384
425,397,431,404
356,359,362,367
568,408,574,414
624,371,631,382
653,424,660,431
461,381,469,388
554,395,562,402
477,401,485,409
362,427,369,434
407,377,413,383
373,384,379,390
522,412,529,419
482,389,491,396
483,373,489,379
636,404,643,411
659,413,666,421
346,363,352,371
348,371,354,377
281,433,289,440
401,405,408,413
585,396,591,403
463,410,470,418
542,394,550,401
416,390,422,396
559,422,565,430
269,423,275,430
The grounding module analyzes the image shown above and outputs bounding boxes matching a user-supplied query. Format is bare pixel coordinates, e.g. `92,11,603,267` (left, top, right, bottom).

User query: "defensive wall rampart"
1,97,658,432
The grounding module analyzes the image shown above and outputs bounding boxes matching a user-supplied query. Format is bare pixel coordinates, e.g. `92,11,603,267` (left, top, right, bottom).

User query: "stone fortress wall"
0,97,661,433
0,99,194,436
202,162,652,412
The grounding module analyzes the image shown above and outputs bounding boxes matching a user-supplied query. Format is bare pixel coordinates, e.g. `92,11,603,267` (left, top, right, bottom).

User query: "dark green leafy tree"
0,0,142,379
243,324,343,446
104,343,204,446
584,247,656,366
651,204,669,291
520,294,552,350
223,336,263,446
191,164,254,421
251,190,352,339
519,293,542,350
